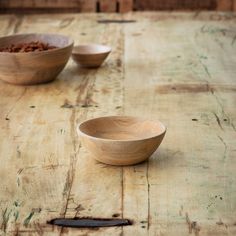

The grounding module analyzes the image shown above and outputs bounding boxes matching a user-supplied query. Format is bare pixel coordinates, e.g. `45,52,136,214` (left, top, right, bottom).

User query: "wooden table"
0,12,236,235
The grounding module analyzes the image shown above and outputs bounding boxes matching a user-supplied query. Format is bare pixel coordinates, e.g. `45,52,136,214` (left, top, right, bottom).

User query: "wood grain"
0,11,236,235
234,0,236,11
119,0,133,13
217,0,233,10
99,0,117,12
123,11,236,236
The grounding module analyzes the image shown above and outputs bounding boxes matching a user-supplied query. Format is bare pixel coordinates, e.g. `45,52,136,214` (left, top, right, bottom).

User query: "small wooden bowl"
72,44,111,68
0,33,73,85
77,116,166,166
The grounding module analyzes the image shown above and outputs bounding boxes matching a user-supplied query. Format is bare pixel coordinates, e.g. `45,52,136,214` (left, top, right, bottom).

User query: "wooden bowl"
72,44,111,68
0,33,73,85
77,116,166,166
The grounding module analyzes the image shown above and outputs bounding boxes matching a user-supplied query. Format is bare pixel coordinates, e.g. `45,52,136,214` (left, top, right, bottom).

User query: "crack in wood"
210,89,236,132
59,71,97,236
146,162,150,230
13,15,24,34
1,208,12,232
216,218,228,228
121,167,124,236
213,112,223,130
198,55,212,79
5,88,27,120
179,205,184,216
120,22,125,236
59,17,74,28
217,135,227,160
155,83,236,94
97,19,136,24
185,213,200,236
232,35,236,46
16,145,21,158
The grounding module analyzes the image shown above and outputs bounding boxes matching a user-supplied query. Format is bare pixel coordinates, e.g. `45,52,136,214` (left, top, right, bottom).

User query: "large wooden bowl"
0,33,73,85
77,116,166,166
72,44,111,68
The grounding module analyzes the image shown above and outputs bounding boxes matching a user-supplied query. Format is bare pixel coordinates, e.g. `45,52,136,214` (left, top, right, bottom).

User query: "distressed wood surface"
0,12,236,235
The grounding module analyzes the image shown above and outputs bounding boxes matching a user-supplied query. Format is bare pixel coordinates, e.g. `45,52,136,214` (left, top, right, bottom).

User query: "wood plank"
217,0,233,11
233,0,236,11
0,0,81,8
119,0,133,13
134,0,217,10
0,13,87,235
99,0,133,12
0,0,130,13
80,0,96,12
61,13,124,236
99,0,117,12
0,12,124,235
123,11,236,235
0,0,96,13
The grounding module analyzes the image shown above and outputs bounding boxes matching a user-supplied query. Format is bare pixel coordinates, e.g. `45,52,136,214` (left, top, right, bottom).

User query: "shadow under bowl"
72,44,111,68
77,116,166,166
0,33,74,85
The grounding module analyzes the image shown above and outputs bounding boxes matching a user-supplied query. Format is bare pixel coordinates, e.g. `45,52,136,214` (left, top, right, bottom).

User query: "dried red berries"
0,41,58,53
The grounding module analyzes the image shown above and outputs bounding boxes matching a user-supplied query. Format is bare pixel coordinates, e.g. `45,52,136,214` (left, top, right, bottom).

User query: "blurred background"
0,0,236,14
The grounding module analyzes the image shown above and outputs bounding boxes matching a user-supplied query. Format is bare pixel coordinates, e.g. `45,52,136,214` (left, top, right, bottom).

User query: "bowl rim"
72,44,112,56
77,115,166,142
0,33,74,55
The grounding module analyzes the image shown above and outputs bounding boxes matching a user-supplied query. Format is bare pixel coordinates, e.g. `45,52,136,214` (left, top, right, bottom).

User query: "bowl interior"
72,44,111,55
79,116,166,141
0,33,73,49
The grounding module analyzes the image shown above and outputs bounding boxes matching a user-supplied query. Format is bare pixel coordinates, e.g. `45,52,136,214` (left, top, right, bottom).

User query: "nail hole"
30,105,35,108
112,213,120,217
192,118,198,121
140,220,147,224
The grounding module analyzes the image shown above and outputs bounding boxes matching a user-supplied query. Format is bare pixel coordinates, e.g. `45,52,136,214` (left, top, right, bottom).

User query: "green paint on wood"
199,55,208,60
17,177,20,187
14,211,19,221
2,208,12,232
23,212,34,227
